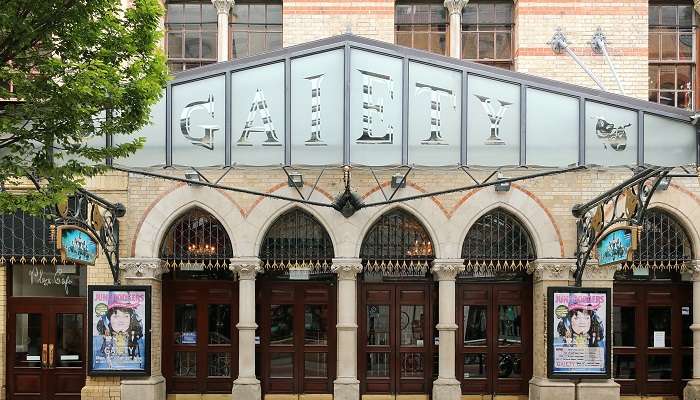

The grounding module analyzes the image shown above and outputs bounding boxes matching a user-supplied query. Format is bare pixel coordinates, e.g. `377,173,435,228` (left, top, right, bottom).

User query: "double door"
256,280,336,395
359,282,435,395
8,298,86,400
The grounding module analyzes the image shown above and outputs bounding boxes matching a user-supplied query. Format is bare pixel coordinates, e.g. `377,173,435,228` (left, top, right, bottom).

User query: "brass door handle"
41,344,48,368
48,344,55,368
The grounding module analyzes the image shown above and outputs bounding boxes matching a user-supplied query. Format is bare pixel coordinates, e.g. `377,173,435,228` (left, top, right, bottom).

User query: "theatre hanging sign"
547,287,611,379
596,226,638,267
56,225,98,265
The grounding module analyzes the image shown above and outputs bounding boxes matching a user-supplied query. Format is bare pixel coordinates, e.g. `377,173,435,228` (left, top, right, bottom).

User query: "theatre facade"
2,34,700,400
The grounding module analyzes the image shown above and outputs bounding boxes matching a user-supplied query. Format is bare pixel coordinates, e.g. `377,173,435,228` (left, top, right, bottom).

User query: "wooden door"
8,298,86,400
457,281,531,395
257,280,336,395
163,280,238,394
360,282,434,395
613,282,692,396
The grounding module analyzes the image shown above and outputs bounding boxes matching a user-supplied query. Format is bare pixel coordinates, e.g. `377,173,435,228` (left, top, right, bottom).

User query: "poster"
547,287,611,379
88,285,151,376
596,227,637,267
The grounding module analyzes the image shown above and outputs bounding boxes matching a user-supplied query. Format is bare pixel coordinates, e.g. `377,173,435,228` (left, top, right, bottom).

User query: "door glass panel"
367,305,389,346
367,352,390,377
208,304,231,344
400,352,424,377
174,304,197,344
15,313,42,366
648,307,671,347
464,305,487,345
304,304,328,345
683,353,692,379
400,305,424,346
497,353,522,378
12,264,86,297
613,306,635,346
498,305,521,345
175,351,197,376
270,352,293,377
207,352,231,377
613,354,636,379
463,353,487,378
56,313,83,366
270,304,293,345
304,352,328,377
647,355,672,379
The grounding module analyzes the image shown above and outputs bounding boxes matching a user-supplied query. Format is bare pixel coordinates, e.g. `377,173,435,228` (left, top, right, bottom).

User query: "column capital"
331,258,363,280
580,262,618,282
211,0,234,15
119,258,164,281
684,260,700,281
444,0,468,15
431,259,465,281
230,257,262,280
527,258,575,282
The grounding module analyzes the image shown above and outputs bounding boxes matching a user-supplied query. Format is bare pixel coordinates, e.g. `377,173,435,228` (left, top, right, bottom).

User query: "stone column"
231,257,262,400
431,259,465,400
683,261,700,399
444,0,468,59
528,259,576,400
331,258,363,400
211,0,234,62
119,258,166,400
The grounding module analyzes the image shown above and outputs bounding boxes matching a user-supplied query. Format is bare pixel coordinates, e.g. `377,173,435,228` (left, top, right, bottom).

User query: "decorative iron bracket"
54,189,126,285
571,166,671,286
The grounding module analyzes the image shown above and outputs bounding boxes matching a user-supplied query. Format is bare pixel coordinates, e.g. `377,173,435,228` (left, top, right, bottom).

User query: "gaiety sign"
57,225,98,265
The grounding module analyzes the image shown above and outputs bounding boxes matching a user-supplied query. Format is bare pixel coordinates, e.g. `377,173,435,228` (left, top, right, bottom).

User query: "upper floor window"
165,1,218,73
230,1,283,59
395,2,448,56
648,3,696,109
462,1,514,68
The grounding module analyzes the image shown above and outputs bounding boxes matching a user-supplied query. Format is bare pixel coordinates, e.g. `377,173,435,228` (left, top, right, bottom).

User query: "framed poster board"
88,285,151,376
547,287,611,379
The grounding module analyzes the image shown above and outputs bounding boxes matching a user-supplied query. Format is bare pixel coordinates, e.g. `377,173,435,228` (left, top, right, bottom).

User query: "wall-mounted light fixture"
391,173,407,188
184,170,201,185
288,172,304,188
657,176,671,191
495,171,510,192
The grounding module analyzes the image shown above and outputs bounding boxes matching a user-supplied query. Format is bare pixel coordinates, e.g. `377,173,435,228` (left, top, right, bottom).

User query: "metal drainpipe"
591,27,626,95
548,28,607,91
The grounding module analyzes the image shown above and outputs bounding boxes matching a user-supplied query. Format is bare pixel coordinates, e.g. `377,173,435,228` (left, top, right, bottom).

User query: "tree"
0,0,167,213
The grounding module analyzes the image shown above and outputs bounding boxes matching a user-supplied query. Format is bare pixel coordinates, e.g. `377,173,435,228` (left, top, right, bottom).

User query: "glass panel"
290,50,344,165
208,304,231,345
613,306,635,346
648,32,660,60
478,3,495,24
56,314,83,366
677,65,692,90
462,32,478,59
208,352,231,377
467,75,520,166
270,352,294,378
168,32,183,58
613,354,636,379
498,305,521,345
175,351,197,376
408,61,462,166
464,305,487,345
201,31,216,60
648,307,671,347
367,305,390,346
683,304,692,347
304,304,328,345
679,5,693,27
679,33,693,60
683,353,692,379
400,305,425,346
648,355,672,379
231,62,285,165
15,313,42,366
660,66,675,90
526,88,578,167
585,101,638,166
12,263,86,297
367,352,390,377
270,304,294,345
660,33,677,60
478,32,495,59
400,352,424,377
649,65,659,90
497,353,522,378
649,5,660,25
495,32,511,60
413,32,429,51
349,49,403,165
171,75,226,166
463,354,487,378
174,304,197,345
304,352,328,378
184,33,200,59
232,31,249,58
661,5,677,25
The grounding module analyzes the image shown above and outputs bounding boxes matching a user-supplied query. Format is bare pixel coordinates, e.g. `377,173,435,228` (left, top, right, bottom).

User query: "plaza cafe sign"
113,34,697,169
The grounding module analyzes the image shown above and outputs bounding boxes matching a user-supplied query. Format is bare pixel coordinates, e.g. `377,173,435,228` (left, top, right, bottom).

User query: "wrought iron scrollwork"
572,166,672,286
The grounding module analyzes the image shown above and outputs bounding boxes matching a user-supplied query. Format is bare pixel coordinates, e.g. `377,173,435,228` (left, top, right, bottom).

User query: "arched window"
462,209,536,272
360,209,434,276
159,207,234,267
259,208,334,273
633,209,692,267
